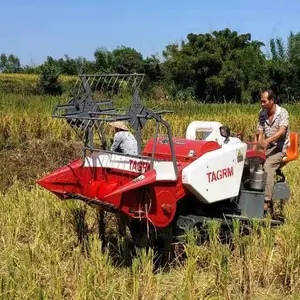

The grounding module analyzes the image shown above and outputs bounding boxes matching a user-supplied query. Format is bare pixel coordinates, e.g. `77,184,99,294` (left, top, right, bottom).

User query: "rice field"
1,91,300,299
1,92,300,150
0,73,77,95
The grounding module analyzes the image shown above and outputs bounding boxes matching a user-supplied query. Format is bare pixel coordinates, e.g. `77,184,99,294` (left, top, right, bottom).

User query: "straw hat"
109,121,129,131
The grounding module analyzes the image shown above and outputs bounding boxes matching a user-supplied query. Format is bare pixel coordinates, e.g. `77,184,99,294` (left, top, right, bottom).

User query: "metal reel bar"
51,72,177,179
77,73,145,93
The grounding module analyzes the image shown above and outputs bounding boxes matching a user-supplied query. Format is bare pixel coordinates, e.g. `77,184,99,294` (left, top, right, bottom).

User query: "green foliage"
94,47,115,73
142,55,162,81
111,46,143,74
268,32,300,102
0,53,21,73
162,28,269,102
56,55,84,75
38,57,63,95
2,28,300,102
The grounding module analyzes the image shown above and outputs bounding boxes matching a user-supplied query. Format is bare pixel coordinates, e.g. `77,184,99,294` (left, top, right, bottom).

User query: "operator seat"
274,132,298,206
282,132,298,164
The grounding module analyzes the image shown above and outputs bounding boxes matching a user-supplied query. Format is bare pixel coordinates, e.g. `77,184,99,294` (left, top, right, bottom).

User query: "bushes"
38,60,62,95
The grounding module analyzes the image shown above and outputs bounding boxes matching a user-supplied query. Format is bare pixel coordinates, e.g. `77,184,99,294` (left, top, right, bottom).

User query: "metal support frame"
51,72,178,179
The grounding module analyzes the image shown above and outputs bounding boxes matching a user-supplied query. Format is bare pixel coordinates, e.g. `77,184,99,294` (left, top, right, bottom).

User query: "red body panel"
246,150,266,161
37,138,221,227
142,137,221,161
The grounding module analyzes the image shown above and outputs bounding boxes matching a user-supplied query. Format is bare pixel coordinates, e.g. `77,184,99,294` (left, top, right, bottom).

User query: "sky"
0,0,299,66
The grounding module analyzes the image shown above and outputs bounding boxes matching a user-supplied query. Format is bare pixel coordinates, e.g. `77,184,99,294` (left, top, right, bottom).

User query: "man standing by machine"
255,89,290,212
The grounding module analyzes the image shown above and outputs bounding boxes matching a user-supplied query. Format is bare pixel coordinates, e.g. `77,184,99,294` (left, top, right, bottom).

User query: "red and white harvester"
37,73,299,247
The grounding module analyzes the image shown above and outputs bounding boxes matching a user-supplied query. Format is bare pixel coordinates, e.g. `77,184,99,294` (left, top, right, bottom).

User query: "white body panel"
84,152,177,181
185,120,241,146
182,142,247,204
186,121,222,141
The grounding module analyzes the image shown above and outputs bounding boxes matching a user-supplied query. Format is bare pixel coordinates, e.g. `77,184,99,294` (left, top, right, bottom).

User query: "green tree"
35,55,95,75
111,46,143,74
162,28,269,102
287,32,300,100
56,55,83,75
0,53,21,73
94,47,114,73
268,32,300,102
142,54,162,82
38,56,62,95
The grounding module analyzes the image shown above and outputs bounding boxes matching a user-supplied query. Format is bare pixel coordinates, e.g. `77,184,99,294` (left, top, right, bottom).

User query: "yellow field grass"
0,73,77,94
1,92,300,299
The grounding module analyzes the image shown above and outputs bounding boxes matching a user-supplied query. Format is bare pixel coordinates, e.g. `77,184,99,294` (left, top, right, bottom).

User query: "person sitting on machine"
109,121,138,156
254,89,290,212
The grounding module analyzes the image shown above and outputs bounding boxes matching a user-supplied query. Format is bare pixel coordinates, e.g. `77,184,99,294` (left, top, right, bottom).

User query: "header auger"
37,71,299,252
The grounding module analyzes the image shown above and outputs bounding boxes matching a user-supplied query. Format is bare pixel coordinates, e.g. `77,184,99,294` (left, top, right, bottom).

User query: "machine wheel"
129,219,174,267
128,219,150,248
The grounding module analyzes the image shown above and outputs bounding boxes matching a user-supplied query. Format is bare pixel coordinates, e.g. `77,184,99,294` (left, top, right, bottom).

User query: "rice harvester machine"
37,72,299,246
